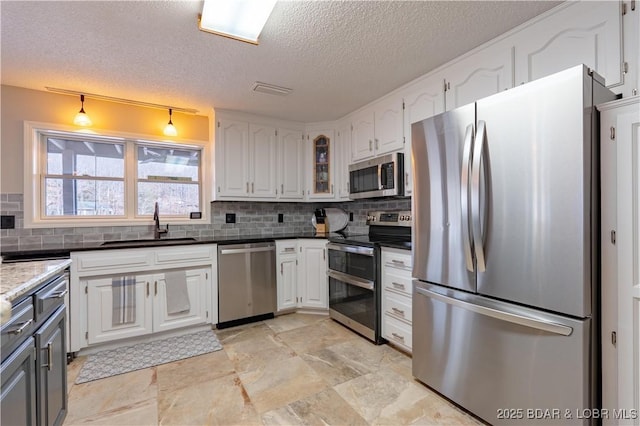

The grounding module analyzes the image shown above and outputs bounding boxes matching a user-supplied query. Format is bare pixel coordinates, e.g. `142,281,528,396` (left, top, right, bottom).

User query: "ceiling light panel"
199,0,277,45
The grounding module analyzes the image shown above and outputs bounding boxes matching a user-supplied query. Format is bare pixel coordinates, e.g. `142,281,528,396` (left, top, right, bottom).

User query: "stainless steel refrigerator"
411,65,615,425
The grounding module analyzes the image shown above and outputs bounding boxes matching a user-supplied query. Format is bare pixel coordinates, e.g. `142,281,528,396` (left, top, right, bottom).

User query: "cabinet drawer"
384,289,412,324
1,298,34,360
382,270,412,296
34,275,66,322
276,240,298,255
384,314,412,351
155,245,213,264
382,248,412,271
76,251,152,272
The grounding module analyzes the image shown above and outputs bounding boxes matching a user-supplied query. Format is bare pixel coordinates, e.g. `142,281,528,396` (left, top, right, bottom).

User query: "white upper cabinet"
444,42,514,110
306,128,336,200
214,111,304,201
216,119,249,197
351,110,375,161
351,96,404,162
249,123,277,198
374,97,405,155
402,73,446,196
278,128,305,200
336,121,352,200
513,1,623,90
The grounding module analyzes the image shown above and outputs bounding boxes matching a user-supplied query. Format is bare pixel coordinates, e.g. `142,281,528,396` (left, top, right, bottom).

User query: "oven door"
328,270,376,342
327,243,379,342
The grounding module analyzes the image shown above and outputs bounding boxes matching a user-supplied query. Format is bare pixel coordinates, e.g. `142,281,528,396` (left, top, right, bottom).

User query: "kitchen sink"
100,237,197,247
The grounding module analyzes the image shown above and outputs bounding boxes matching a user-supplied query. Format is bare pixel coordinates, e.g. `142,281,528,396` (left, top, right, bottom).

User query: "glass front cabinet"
307,129,335,199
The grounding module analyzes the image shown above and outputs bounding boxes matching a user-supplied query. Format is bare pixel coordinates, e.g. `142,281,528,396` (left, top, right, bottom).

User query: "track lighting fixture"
73,94,92,126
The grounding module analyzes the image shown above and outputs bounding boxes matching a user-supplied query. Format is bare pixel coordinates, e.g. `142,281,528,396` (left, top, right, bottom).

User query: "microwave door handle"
461,123,475,272
378,164,383,190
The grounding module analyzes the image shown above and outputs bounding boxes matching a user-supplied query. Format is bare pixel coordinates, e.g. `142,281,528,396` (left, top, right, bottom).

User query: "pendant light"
73,94,92,126
163,108,178,136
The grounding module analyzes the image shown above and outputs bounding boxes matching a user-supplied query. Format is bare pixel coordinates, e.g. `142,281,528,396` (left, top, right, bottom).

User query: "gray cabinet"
35,306,67,426
1,272,68,426
1,337,37,426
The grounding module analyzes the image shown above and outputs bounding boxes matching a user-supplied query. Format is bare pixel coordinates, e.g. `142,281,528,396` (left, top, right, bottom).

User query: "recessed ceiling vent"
252,82,292,96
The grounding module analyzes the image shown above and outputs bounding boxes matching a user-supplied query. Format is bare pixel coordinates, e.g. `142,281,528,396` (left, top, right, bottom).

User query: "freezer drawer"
413,281,591,425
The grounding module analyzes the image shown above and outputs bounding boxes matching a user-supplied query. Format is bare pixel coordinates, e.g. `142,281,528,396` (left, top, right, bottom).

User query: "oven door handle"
327,270,374,291
326,243,374,257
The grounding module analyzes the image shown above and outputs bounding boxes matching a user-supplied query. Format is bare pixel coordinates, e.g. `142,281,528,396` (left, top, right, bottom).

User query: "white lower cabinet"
277,239,329,312
276,240,298,311
86,268,210,345
70,245,216,352
297,239,329,310
381,247,413,353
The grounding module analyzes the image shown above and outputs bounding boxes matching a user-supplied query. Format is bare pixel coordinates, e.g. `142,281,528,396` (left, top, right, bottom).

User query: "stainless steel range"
327,211,411,344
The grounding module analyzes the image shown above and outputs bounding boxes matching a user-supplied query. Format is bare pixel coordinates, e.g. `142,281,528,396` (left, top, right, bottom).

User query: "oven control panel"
366,211,412,226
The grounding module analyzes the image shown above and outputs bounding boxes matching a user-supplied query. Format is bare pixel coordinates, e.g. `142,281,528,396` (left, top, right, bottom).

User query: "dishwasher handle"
219,245,275,255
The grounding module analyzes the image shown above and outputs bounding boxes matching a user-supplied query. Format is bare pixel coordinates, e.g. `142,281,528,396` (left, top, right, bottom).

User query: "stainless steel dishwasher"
217,242,277,327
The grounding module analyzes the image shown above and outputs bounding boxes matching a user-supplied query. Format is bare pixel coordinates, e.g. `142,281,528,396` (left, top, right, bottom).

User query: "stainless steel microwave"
348,152,404,200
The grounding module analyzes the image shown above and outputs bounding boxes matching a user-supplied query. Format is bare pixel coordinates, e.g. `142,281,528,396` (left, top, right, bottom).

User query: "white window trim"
23,121,211,228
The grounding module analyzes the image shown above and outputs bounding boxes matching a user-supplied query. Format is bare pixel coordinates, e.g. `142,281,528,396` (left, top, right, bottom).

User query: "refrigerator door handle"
471,120,487,272
415,286,573,336
461,123,474,272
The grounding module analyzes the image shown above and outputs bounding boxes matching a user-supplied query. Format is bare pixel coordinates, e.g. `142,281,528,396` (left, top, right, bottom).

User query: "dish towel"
164,270,191,314
112,276,136,326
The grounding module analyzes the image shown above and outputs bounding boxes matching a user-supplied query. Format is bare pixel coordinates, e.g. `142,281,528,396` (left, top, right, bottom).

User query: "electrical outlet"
225,213,236,224
1,215,15,229
278,213,284,223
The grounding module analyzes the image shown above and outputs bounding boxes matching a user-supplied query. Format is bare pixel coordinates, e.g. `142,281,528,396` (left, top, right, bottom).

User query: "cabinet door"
374,97,404,155
336,123,352,200
249,124,277,198
278,128,304,200
298,241,328,309
86,274,153,345
351,111,375,161
1,337,36,426
513,1,623,89
217,119,250,197
306,130,336,200
277,256,298,311
154,269,209,333
402,74,446,196
617,101,640,424
35,306,67,426
445,43,514,110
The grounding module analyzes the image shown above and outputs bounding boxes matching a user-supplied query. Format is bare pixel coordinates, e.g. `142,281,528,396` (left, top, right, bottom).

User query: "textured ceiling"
1,1,561,123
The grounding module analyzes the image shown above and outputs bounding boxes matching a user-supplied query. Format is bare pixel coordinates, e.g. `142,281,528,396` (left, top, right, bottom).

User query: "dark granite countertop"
1,232,344,261
378,241,412,251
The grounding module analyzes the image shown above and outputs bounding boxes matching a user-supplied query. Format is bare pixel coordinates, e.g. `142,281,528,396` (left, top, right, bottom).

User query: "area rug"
75,329,223,384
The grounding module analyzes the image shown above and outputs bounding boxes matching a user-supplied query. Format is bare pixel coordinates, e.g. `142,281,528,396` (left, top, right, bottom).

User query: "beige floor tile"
66,356,86,389
263,312,327,333
156,350,234,392
215,322,274,346
275,318,359,355
158,373,261,426
262,388,368,426
239,356,328,414
64,398,157,425
333,368,443,425
65,367,157,424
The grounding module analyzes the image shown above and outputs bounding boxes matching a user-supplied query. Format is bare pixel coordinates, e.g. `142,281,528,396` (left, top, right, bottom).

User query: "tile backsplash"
0,193,411,252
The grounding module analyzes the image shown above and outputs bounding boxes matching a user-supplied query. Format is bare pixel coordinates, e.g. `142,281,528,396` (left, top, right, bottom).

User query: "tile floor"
64,313,481,425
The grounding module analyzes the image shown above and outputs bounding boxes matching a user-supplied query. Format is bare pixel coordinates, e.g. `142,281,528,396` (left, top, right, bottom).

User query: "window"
24,122,209,227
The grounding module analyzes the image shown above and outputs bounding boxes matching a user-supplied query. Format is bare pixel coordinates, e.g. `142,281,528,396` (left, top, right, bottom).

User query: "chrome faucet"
153,202,169,239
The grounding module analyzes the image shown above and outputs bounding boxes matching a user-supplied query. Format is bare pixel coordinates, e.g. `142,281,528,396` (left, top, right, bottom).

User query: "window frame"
24,121,211,228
